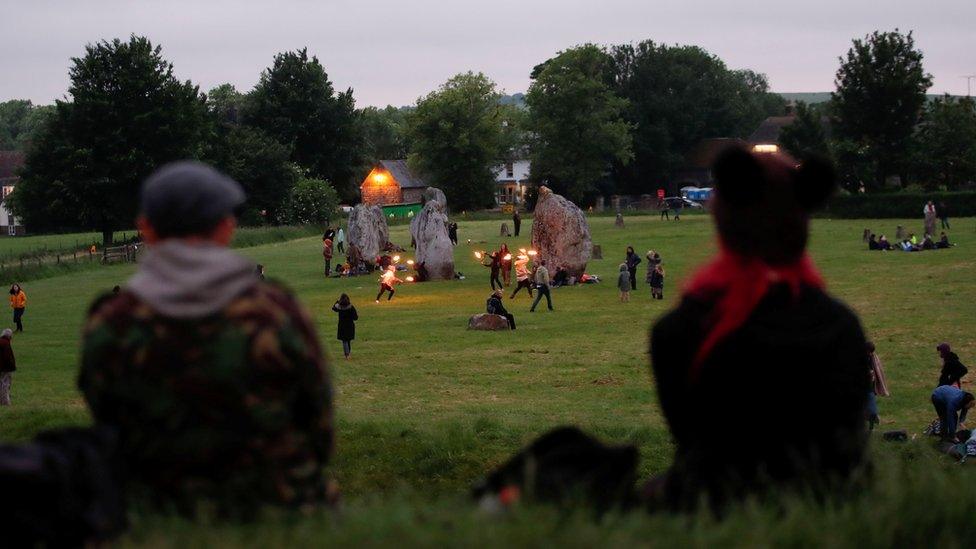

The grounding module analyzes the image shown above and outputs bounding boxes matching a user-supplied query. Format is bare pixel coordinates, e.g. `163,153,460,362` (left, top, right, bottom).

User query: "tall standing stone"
531,186,592,280
346,204,390,267
409,187,455,280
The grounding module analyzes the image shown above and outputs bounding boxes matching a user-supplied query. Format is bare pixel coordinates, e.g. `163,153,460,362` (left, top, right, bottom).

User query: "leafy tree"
832,30,932,190
206,83,246,126
285,177,340,225
247,49,360,189
202,125,298,224
913,95,976,190
606,41,784,194
11,36,208,243
779,102,831,159
358,105,410,162
0,100,55,150
407,72,505,210
526,44,632,205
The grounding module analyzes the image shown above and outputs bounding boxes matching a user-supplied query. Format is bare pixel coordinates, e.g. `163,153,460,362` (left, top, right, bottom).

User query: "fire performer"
509,253,534,299
499,243,513,286
375,265,402,303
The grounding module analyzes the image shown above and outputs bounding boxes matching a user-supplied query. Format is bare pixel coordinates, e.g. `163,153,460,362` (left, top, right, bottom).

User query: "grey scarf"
128,241,258,319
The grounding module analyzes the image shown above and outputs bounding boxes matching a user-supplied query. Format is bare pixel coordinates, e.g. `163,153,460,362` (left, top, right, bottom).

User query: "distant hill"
777,92,966,105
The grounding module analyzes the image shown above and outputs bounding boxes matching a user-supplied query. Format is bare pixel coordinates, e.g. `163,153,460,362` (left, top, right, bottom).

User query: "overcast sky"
2,0,974,107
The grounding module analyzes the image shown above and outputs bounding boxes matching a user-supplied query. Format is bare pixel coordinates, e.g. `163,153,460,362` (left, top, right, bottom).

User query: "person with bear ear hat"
645,146,871,513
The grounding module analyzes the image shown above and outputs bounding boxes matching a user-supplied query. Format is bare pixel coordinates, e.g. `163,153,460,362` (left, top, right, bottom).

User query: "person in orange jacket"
8,284,26,332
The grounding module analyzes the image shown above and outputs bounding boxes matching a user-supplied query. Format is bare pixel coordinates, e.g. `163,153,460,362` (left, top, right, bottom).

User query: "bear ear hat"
794,155,837,211
713,146,763,207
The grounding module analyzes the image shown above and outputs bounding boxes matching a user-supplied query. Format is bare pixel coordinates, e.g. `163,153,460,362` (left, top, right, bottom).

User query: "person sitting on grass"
937,343,967,388
646,148,869,513
78,161,335,515
937,232,951,249
617,264,631,302
487,289,516,330
921,234,936,250
878,234,891,251
868,234,880,250
551,264,570,287
931,385,975,443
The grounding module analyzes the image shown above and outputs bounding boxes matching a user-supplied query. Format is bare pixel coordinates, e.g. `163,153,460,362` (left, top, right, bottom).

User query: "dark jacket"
332,303,358,342
649,284,869,512
939,352,967,387
649,270,664,289
487,295,508,316
625,252,641,270
0,337,14,372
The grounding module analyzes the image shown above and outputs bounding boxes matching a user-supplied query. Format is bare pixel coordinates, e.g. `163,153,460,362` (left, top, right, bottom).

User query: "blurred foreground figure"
647,148,869,512
78,161,334,514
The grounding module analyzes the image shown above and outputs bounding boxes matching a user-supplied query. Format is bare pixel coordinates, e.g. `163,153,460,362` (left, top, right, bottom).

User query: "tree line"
4,31,973,242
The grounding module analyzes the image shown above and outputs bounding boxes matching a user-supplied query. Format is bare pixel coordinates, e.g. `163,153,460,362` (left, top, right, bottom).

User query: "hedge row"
822,192,976,219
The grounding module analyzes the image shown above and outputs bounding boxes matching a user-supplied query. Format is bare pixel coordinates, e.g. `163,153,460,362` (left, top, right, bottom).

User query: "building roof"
683,138,747,169
378,159,427,189
748,115,797,145
0,151,26,180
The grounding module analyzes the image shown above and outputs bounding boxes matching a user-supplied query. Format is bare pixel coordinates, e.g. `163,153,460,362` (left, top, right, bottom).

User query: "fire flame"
474,251,483,259
405,276,415,282
407,259,415,266
393,255,401,262
503,254,512,261
527,250,538,256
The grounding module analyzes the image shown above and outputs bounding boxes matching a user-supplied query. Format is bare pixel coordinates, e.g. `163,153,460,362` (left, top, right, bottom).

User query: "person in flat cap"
78,161,336,515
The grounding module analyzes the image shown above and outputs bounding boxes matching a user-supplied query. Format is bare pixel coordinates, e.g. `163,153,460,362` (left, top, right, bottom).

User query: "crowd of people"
866,200,957,252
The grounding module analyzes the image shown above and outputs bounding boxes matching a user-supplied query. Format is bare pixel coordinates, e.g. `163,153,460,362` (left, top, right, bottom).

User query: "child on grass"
617,263,631,302
650,265,665,300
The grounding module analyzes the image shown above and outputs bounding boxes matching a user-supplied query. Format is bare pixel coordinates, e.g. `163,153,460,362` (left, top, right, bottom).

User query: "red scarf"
684,245,825,380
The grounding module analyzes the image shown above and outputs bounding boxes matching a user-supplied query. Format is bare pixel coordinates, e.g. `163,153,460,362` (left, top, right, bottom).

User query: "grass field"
2,213,975,547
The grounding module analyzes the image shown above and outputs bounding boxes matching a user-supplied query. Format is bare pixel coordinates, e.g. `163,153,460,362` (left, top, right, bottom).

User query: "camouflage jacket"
78,282,333,513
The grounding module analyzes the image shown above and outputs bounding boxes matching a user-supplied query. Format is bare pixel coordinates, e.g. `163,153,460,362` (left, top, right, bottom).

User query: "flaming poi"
503,253,512,261
405,276,415,282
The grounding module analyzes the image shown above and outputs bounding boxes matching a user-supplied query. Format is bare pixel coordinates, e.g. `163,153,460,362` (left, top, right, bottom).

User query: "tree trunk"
102,229,114,246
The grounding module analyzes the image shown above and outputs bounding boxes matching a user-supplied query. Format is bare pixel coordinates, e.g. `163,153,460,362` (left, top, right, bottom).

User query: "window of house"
506,163,514,178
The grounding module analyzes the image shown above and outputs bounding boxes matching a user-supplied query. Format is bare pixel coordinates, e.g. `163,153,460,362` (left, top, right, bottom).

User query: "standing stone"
500,223,512,237
347,204,390,267
409,187,455,280
592,244,603,260
531,186,592,280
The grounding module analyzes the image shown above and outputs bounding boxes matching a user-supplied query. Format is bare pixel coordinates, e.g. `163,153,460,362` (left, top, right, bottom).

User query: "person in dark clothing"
323,227,336,242
499,244,513,287
658,199,670,220
448,222,458,246
646,147,869,514
551,264,569,287
0,329,15,405
878,235,891,250
625,247,641,291
512,210,521,237
487,290,516,330
937,343,967,388
868,234,880,250
937,232,951,249
331,294,358,359
673,199,682,220
931,385,974,442
936,201,950,230
482,252,503,290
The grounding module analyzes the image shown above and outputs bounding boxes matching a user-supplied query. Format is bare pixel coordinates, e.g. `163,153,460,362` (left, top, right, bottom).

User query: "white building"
0,151,25,236
493,159,530,206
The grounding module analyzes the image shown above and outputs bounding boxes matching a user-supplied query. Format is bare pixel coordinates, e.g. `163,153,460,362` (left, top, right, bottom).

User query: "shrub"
822,192,976,218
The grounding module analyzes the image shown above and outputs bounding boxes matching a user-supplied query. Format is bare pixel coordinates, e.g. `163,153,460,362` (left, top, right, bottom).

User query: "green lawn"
2,214,975,547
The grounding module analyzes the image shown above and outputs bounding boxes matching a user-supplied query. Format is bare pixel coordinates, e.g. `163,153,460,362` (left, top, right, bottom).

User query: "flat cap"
140,161,246,237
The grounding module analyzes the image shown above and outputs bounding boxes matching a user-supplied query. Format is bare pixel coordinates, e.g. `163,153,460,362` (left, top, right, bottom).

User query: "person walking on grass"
8,284,25,332
510,254,534,299
617,264,632,302
332,294,358,359
481,251,503,290
487,289,516,330
0,329,15,405
78,161,334,512
936,201,950,230
376,265,402,302
650,265,665,300
529,260,553,312
625,246,641,291
512,209,521,237
658,198,670,221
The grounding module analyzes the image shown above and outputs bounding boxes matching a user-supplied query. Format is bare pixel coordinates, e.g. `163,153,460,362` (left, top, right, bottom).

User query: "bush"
283,178,340,225
823,192,976,218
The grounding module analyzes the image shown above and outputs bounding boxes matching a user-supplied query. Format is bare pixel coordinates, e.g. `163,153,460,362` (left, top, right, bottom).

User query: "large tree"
607,41,785,194
0,100,55,151
526,44,632,205
832,30,932,190
913,95,976,190
406,72,505,210
11,36,208,242
358,105,410,163
246,49,360,189
778,102,831,159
